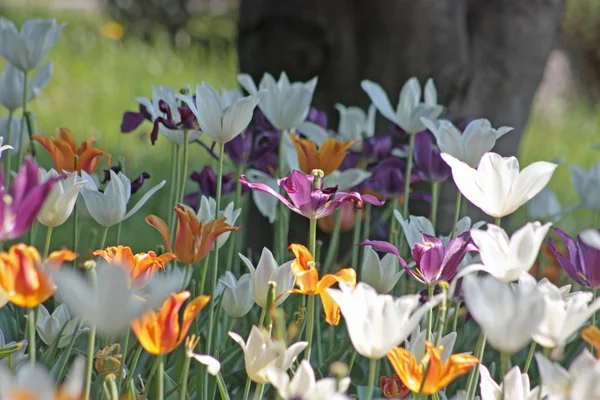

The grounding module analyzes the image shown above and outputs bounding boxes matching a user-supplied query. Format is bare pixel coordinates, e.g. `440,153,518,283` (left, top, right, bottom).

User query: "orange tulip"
131,291,210,355
290,134,356,176
92,245,175,287
145,204,239,265
288,244,356,325
0,244,77,308
582,326,600,357
387,341,479,395
32,128,111,174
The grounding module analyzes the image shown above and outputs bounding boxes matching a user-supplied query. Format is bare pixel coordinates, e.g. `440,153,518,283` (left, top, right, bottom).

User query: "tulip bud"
94,344,122,376
265,281,277,329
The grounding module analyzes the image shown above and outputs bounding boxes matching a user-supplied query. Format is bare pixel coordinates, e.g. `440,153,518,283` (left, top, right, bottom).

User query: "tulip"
535,350,600,400
241,169,384,220
81,169,165,228
267,359,351,400
380,375,410,399
0,18,65,72
0,115,21,154
335,103,376,151
0,157,58,240
92,245,175,287
239,247,295,308
184,335,221,376
570,162,600,212
229,325,308,384
360,245,403,294
463,275,545,354
186,166,237,202
0,63,52,112
224,129,279,168
195,195,242,249
479,365,540,400
238,72,317,132
412,131,451,182
290,133,356,176
216,271,254,318
367,157,420,199
288,244,356,325
131,291,209,355
405,324,458,363
548,228,600,288
361,77,443,134
183,81,265,143
323,168,372,192
146,204,238,265
469,222,552,282
442,152,558,218
32,128,111,174
0,244,76,308
387,341,478,395
243,168,280,223
362,136,392,163
526,188,562,222
421,118,513,168
327,282,442,359
32,304,87,348
37,168,87,228
0,330,27,370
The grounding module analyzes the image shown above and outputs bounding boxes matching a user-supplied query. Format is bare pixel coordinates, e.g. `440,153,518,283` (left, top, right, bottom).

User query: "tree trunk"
237,0,565,254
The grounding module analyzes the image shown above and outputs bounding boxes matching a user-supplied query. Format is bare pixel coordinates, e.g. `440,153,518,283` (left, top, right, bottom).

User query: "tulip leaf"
0,342,23,360
40,320,70,368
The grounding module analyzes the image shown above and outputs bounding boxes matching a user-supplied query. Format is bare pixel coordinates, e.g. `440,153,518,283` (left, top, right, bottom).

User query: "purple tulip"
307,107,328,129
0,158,58,240
413,132,451,182
101,166,151,195
367,157,420,199
121,104,153,133
362,136,392,163
548,227,600,288
360,231,475,285
224,129,279,168
240,169,385,220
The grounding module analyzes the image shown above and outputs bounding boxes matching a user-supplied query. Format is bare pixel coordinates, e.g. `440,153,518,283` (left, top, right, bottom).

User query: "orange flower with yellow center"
288,244,356,325
93,245,175,287
387,341,478,395
0,244,77,308
131,291,210,355
582,326,600,357
145,204,239,265
32,128,111,174
290,133,356,176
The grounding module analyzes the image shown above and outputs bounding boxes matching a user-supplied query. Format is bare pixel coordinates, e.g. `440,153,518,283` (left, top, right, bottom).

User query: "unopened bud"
265,281,277,328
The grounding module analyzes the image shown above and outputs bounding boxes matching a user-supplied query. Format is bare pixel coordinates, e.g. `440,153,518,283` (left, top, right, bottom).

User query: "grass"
1,5,599,253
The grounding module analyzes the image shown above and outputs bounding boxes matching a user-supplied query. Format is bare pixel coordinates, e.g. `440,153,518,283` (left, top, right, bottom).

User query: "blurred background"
1,0,599,251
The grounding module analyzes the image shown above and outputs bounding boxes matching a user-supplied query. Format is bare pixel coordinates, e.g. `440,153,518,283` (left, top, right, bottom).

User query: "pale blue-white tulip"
479,365,540,400
197,196,241,249
0,330,27,369
37,169,87,228
0,115,22,154
335,103,376,150
422,118,512,168
526,188,562,223
395,211,484,248
324,169,371,191
0,63,52,112
216,271,254,318
361,77,443,134
237,72,317,132
0,18,65,72
360,245,403,294
570,162,600,212
184,81,265,143
30,304,88,348
0,137,13,160
535,350,600,400
463,275,545,354
405,324,457,363
245,169,279,223
80,169,165,228
442,152,558,219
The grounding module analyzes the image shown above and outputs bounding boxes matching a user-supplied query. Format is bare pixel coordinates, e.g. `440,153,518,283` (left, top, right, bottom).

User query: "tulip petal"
145,214,172,252
122,180,166,222
361,80,397,123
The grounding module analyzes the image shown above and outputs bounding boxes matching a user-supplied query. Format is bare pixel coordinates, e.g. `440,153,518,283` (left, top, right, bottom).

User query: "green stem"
143,356,159,399
451,300,461,333
157,355,164,400
305,295,316,362
275,130,288,261
178,131,190,204
216,371,232,400
182,264,192,291
73,199,79,259
99,226,109,250
27,307,36,364
17,72,28,166
348,351,357,373
4,110,13,186
122,345,143,391
323,212,342,274
43,226,53,259
466,332,487,400
115,222,122,246
199,253,211,295
309,218,317,256
431,181,441,230
388,198,399,245
434,284,448,346
426,285,434,342
366,358,378,400
108,376,119,399
116,329,130,392
253,383,265,400
450,191,462,239
167,143,179,232
226,165,244,272
351,207,363,269
500,352,510,380
242,377,252,400
84,265,98,399
402,133,416,218
523,341,536,374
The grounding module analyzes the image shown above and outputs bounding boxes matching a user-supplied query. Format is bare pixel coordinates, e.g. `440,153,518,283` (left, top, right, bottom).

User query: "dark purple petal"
413,132,451,183
362,136,392,163
338,152,360,171
367,157,419,198
552,227,580,267
307,107,328,129
224,129,253,167
412,234,445,284
438,231,474,282
131,172,151,195
184,192,201,212
578,235,600,287
358,240,418,281
120,111,147,133
10,158,40,204
547,236,587,286
178,106,197,131
10,177,58,240
189,167,237,198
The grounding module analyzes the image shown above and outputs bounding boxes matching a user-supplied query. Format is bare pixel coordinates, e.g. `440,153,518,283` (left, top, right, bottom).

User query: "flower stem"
388,198,399,245
178,131,190,204
43,226,53,259
431,181,441,230
323,212,342,273
167,143,179,232
362,203,372,242
73,198,79,259
351,208,363,269
122,344,143,391
84,263,98,399
216,371,231,400
17,72,28,166
366,358,378,400
198,254,211,295
242,377,252,400
143,356,159,399
253,383,265,400
305,295,316,362
4,110,13,186
99,226,109,250
27,307,36,364
115,222,122,246
466,332,487,400
500,352,510,380
275,130,288,261
450,191,462,239
523,341,536,374
451,300,461,333
226,165,244,272
182,264,192,291
402,133,416,218
157,355,164,400
426,284,435,341
117,329,130,392
434,283,448,346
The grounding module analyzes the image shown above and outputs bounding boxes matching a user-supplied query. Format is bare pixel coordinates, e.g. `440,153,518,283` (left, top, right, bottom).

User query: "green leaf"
0,342,23,360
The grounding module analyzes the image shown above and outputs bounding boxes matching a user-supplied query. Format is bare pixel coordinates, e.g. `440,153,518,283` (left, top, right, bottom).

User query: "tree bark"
237,0,565,253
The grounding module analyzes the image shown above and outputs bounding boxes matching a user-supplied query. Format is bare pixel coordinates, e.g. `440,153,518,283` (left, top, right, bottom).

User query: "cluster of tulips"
1,15,600,400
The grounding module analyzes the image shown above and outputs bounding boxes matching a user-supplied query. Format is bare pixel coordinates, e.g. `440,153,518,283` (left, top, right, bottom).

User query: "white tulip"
395,211,484,248
229,325,308,384
360,245,403,294
335,103,376,150
361,77,443,134
535,350,600,400
184,81,265,143
442,152,558,218
37,169,87,228
463,275,545,354
245,169,279,223
327,282,442,359
0,363,56,400
0,18,65,72
324,169,371,191
0,115,21,155
267,360,351,400
570,162,600,212
421,118,512,168
237,72,317,132
405,324,457,363
80,169,165,228
216,271,254,318
196,196,241,249
581,229,600,249
134,85,202,145
31,304,88,348
0,63,52,112
479,365,540,400
239,247,295,308
526,188,562,222
469,222,552,282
